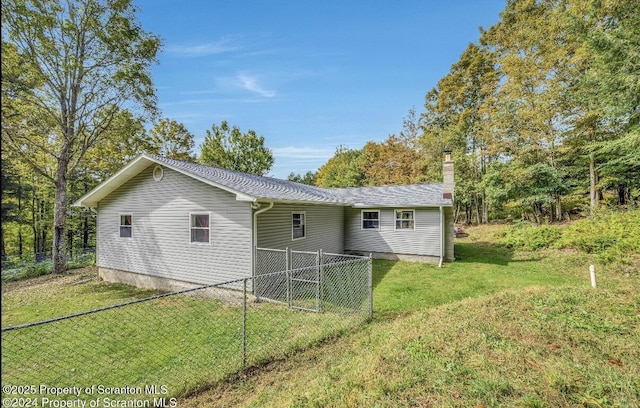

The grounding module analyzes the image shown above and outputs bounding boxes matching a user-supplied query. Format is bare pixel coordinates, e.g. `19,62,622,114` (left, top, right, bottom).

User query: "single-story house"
74,153,455,290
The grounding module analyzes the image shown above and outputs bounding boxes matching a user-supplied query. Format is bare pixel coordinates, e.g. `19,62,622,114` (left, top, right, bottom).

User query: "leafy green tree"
199,121,274,176
2,0,160,273
358,136,422,186
148,118,195,162
287,171,317,185
315,146,364,188
419,42,499,223
568,0,640,209
480,0,580,221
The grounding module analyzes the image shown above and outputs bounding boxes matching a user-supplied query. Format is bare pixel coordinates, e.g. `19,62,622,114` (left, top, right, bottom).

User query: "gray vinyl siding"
97,165,252,285
256,203,344,254
344,207,442,257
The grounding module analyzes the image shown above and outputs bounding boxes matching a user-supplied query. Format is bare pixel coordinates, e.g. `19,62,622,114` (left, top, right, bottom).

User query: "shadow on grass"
454,241,543,265
372,259,397,289
454,241,514,265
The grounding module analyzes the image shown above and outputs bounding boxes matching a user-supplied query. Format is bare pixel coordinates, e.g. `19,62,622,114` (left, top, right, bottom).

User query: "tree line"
2,0,638,270
1,112,273,262
308,0,639,225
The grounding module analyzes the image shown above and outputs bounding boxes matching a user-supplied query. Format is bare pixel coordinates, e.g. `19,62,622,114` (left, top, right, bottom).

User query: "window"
190,213,210,243
119,214,132,238
362,210,380,230
292,212,306,240
395,210,415,230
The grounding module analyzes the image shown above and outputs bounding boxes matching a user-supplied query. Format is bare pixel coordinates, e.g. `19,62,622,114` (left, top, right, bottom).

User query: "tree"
148,118,195,162
315,146,364,188
199,121,274,176
287,171,317,185
419,42,499,223
568,0,640,209
358,136,422,186
2,0,160,273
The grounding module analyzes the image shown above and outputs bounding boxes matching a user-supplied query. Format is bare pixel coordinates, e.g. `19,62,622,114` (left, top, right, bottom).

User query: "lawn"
2,223,638,406
182,225,639,407
1,266,369,399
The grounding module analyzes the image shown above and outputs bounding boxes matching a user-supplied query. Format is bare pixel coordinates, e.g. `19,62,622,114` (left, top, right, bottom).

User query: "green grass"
373,240,587,319
1,267,162,326
181,225,639,407
2,221,639,406
1,267,369,399
198,285,638,408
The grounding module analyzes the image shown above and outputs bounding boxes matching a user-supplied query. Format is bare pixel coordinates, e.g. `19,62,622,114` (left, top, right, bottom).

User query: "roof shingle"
150,155,452,207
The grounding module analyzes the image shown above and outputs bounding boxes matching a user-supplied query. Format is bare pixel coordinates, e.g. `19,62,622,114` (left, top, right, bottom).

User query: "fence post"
242,278,247,367
254,246,261,302
286,247,291,308
368,253,373,321
317,249,323,312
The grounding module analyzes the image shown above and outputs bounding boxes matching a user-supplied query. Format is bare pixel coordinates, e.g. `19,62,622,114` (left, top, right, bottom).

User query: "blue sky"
135,0,505,179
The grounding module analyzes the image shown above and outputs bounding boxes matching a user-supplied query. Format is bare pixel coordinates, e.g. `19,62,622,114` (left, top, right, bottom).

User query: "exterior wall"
97,165,253,285
344,207,443,258
256,203,344,254
444,206,455,261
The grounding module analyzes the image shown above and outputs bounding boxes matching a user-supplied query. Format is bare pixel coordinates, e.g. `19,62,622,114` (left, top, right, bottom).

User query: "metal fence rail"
1,249,371,403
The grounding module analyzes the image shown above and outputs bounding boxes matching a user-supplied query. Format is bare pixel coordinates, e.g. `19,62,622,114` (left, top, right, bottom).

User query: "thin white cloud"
272,146,334,160
166,38,240,57
236,72,276,98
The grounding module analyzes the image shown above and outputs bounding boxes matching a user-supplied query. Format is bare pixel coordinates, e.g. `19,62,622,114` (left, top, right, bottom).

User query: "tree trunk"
83,177,90,250
555,195,563,222
0,229,5,262
83,215,90,250
52,151,70,274
481,191,489,224
618,183,627,206
589,152,598,215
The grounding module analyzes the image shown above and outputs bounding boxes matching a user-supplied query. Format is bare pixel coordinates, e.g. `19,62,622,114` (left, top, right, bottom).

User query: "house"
74,153,454,291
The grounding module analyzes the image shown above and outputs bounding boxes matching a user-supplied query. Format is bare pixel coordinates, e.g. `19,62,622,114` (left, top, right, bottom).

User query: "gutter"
439,206,444,268
252,202,274,276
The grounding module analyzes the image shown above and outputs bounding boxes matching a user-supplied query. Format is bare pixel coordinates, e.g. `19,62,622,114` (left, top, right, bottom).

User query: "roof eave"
351,202,453,208
73,153,259,208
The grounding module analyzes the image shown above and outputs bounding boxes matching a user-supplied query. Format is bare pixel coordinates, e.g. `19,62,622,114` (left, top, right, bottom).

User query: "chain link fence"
1,248,371,404
1,249,96,282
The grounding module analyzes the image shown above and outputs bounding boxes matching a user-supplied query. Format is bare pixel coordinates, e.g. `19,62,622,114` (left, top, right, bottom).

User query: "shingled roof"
74,153,453,208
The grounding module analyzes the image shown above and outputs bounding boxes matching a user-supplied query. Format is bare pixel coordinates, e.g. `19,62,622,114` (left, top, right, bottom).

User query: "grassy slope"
182,225,639,407
2,224,638,406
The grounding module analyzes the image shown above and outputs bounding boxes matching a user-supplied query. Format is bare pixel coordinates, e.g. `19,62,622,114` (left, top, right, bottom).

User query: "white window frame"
394,209,415,231
361,210,380,230
291,211,306,240
119,213,132,238
189,212,211,244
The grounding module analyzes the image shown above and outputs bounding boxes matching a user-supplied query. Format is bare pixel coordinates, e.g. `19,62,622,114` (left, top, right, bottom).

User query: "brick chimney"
443,149,454,200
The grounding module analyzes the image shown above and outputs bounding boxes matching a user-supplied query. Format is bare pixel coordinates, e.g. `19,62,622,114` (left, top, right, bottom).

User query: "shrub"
1,252,96,282
499,223,562,251
557,209,640,264
497,209,640,264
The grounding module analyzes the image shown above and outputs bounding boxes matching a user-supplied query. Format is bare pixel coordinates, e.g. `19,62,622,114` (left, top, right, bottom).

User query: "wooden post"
590,265,596,288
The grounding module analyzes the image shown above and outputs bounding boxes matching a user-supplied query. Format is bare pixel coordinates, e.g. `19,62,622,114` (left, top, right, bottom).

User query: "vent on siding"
153,165,164,181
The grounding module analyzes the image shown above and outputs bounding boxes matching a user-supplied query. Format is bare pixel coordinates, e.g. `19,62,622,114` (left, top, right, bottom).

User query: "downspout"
439,206,444,268
252,202,274,276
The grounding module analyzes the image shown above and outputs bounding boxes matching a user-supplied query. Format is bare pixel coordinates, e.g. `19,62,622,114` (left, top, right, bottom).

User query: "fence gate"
289,264,321,312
